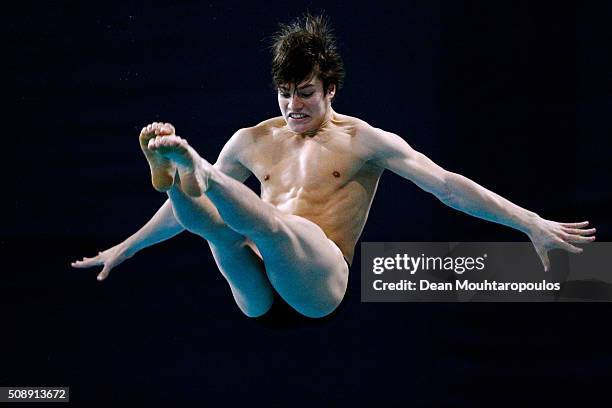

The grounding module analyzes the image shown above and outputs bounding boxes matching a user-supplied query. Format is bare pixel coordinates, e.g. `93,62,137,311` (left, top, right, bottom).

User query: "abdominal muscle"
262,178,375,264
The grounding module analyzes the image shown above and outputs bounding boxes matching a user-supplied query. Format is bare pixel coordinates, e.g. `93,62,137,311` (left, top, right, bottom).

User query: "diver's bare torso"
236,112,383,263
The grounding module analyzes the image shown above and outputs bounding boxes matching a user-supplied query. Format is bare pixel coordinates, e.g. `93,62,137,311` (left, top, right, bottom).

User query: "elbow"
437,171,455,205
438,171,468,211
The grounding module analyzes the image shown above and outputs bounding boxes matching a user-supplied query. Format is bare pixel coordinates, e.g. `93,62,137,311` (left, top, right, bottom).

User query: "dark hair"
270,13,345,97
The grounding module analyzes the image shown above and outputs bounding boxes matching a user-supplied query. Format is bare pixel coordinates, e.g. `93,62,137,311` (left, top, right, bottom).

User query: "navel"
333,171,341,178
264,174,270,181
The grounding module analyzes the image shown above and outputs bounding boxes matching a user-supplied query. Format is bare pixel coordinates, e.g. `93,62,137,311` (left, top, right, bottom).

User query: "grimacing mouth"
288,112,310,119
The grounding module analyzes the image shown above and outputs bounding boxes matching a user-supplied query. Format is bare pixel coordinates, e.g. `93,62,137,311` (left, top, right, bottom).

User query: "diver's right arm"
71,199,184,281
121,198,184,257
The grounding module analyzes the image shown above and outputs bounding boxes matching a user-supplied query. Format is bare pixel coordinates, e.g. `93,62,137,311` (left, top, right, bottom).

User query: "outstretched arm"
71,198,185,280
364,126,596,271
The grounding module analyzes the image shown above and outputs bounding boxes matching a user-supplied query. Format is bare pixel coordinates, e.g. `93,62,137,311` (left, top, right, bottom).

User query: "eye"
279,92,290,98
300,92,313,98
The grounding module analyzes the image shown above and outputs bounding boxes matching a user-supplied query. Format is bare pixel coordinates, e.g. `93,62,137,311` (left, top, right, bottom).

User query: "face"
277,75,336,134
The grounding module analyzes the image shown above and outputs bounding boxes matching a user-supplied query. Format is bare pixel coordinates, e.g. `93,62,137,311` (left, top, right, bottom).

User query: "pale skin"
72,75,596,318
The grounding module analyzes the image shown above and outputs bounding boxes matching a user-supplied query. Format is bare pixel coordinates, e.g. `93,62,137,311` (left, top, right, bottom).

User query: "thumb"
97,264,112,281
535,245,550,272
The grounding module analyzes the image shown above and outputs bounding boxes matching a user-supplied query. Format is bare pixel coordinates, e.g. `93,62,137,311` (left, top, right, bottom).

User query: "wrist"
521,212,541,236
119,239,138,258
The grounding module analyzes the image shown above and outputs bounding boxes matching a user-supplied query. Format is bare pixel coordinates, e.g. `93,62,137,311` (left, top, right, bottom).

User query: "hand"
71,243,133,281
527,218,596,271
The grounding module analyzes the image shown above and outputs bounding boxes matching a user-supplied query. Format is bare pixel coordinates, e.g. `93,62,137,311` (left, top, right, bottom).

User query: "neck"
296,107,335,138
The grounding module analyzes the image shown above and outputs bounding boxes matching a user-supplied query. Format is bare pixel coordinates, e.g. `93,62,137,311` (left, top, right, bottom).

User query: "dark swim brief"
253,258,350,328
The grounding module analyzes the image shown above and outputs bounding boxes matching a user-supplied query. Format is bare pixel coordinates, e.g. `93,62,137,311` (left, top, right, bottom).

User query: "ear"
327,83,336,99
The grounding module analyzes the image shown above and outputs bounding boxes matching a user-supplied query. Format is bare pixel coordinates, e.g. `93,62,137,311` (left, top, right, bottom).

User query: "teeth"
290,113,307,119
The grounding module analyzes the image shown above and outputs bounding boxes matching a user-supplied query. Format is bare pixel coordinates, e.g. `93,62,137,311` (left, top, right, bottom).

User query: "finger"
562,227,596,236
560,221,589,228
560,241,583,254
97,265,112,281
563,234,596,244
71,256,102,268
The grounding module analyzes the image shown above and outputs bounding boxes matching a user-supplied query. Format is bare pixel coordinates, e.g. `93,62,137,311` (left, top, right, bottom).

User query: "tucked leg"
166,181,275,318
150,136,349,317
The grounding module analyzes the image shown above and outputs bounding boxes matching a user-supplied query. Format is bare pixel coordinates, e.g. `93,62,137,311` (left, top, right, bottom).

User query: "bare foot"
148,135,209,196
139,122,177,192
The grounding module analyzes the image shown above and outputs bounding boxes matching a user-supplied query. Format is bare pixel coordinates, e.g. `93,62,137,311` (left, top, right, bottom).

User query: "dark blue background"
4,1,611,405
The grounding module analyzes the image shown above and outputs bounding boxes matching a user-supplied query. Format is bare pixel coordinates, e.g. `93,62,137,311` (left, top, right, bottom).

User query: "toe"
161,124,173,135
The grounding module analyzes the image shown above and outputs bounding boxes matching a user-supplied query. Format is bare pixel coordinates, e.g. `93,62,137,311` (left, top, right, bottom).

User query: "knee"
295,293,345,319
297,304,337,319
297,274,348,319
238,296,274,318
242,213,285,242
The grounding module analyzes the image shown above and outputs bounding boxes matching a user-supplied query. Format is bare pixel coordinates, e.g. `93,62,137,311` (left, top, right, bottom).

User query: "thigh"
250,214,349,318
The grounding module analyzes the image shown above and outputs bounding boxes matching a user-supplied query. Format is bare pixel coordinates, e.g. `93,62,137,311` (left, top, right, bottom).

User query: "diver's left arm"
365,127,596,271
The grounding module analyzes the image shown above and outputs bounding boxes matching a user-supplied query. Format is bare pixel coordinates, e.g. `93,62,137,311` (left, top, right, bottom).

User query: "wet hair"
270,13,345,97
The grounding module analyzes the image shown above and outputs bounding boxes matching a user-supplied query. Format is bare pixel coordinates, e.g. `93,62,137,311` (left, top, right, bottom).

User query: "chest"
247,133,366,191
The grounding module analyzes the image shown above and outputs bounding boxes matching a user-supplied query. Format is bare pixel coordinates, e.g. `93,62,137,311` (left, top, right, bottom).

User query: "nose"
288,94,304,111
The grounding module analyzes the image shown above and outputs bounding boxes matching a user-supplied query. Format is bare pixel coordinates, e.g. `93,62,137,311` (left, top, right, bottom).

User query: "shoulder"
223,117,283,149
228,116,285,146
337,115,401,153
332,113,391,142
331,112,371,134
335,114,417,165
253,116,287,131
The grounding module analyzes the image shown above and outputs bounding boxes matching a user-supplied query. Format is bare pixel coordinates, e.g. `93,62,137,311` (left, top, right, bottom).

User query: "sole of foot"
148,135,208,197
139,123,177,192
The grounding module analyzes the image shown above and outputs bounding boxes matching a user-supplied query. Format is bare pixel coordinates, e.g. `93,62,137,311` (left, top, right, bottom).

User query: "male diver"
72,14,595,318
